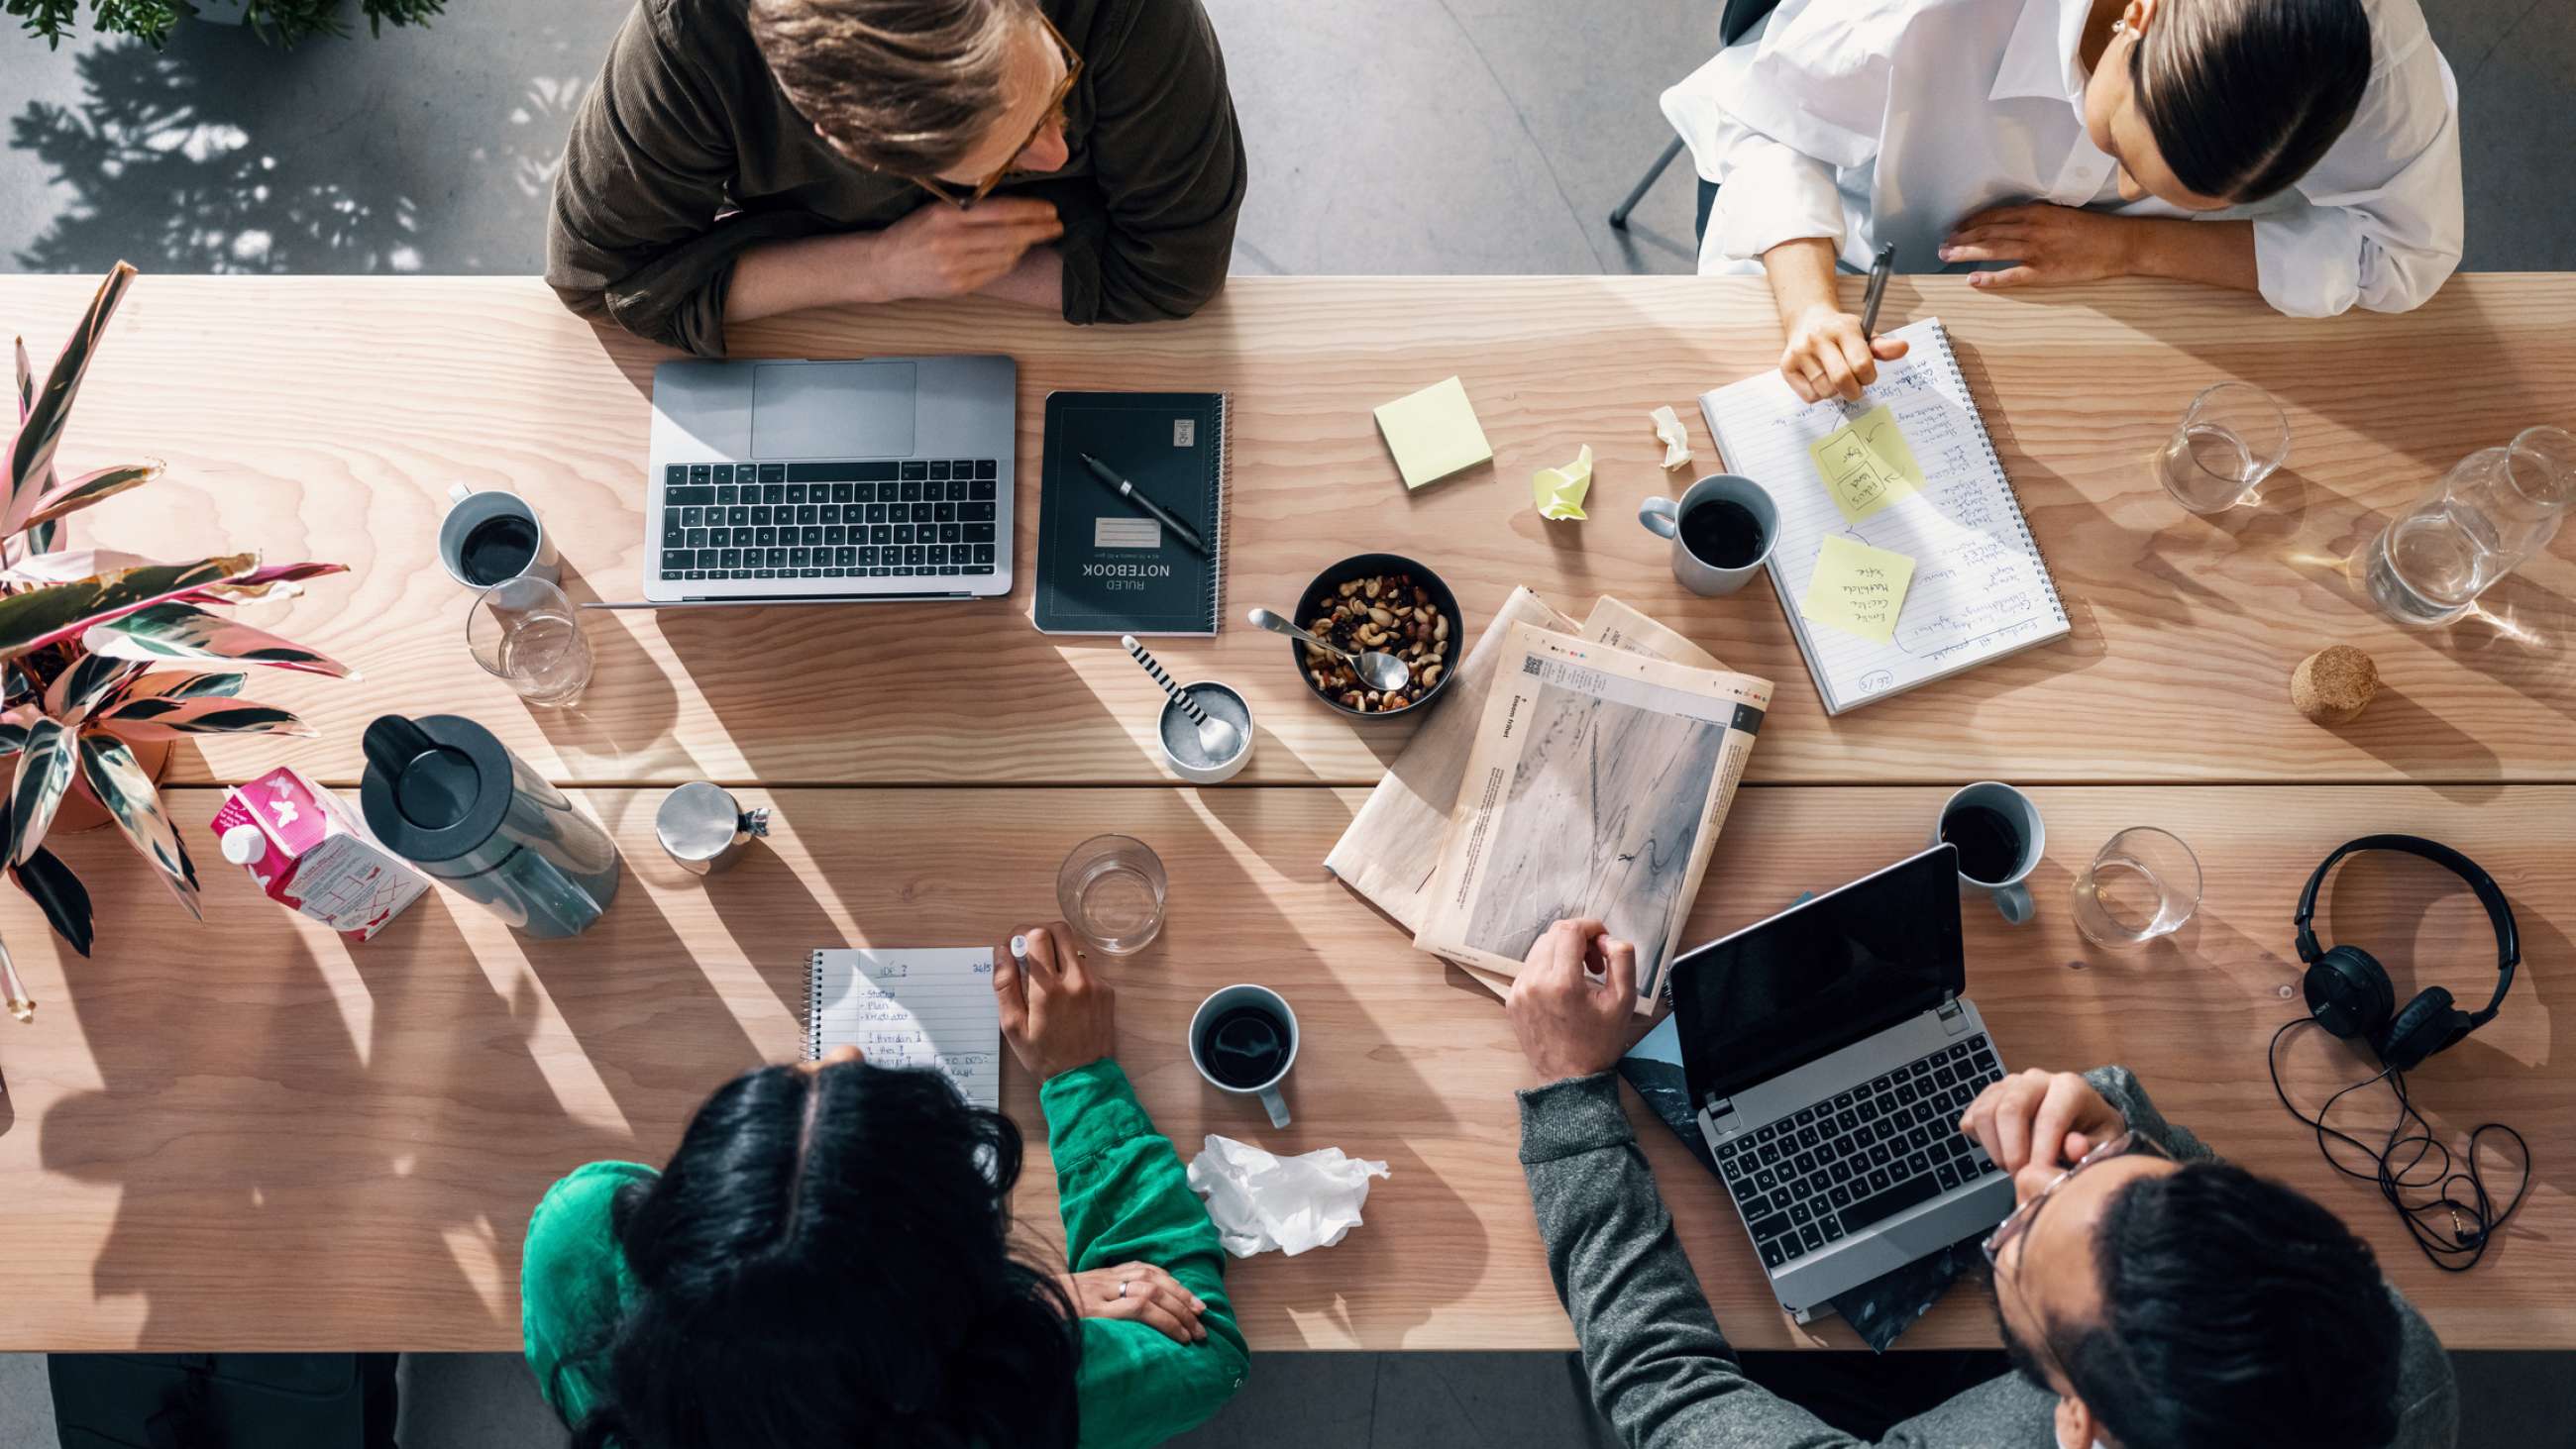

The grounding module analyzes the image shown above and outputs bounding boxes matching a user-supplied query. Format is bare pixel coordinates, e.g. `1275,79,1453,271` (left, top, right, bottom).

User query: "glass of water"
2071,827,2201,949
2158,382,2288,514
468,576,594,707
2365,426,2576,626
1057,834,1168,955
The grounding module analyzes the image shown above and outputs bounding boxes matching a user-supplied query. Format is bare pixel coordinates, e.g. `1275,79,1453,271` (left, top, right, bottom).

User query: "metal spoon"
1122,635,1242,761
1247,607,1411,694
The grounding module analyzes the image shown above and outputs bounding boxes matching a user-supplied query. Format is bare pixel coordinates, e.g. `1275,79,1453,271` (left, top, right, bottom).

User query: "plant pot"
51,738,175,836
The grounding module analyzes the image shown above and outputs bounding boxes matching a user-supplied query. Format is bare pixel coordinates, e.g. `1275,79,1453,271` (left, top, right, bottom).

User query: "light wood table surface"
0,274,2570,1355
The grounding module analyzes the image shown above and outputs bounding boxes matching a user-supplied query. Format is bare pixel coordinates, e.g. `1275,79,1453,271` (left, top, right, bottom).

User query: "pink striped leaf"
0,553,256,663
8,716,75,864
79,600,352,677
92,692,312,742
76,732,199,919
5,263,137,532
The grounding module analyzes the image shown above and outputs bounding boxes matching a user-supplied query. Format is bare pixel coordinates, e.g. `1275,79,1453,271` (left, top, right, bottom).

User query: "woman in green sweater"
520,922,1247,1448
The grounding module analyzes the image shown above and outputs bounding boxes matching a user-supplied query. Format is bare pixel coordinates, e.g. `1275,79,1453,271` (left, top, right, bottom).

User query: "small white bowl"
1158,680,1254,784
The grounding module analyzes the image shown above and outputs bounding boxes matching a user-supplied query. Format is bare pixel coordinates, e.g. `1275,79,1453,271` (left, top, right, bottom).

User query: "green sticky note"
1374,376,1494,489
1807,404,1924,525
1800,534,1916,644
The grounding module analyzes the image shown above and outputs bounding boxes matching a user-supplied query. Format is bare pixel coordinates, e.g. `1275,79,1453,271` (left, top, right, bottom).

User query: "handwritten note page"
1696,318,2066,710
1807,404,1923,525
1801,534,1916,643
810,948,1001,1108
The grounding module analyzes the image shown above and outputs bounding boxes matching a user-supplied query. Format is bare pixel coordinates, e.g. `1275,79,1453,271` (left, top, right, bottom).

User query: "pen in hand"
1860,243,1896,345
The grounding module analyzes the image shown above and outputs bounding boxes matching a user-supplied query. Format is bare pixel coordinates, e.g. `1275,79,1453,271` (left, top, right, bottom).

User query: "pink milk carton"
209,767,429,942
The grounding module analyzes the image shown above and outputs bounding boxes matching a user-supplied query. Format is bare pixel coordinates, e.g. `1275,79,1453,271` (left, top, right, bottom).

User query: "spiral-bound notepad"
806,948,1001,1108
1696,318,2067,714
1033,391,1231,635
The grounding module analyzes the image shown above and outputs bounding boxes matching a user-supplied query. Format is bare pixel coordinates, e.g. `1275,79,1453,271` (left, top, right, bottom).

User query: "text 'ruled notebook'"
1697,318,2068,714
1034,391,1231,635
806,948,1001,1109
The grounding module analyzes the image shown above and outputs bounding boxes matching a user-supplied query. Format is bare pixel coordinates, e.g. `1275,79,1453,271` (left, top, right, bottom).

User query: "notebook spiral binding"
1928,329,2068,627
805,949,824,1062
1210,393,1233,633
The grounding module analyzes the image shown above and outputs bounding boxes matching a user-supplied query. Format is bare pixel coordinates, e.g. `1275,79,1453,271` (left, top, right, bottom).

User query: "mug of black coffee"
1189,983,1299,1128
1639,473,1778,596
439,481,559,589
1933,781,2045,925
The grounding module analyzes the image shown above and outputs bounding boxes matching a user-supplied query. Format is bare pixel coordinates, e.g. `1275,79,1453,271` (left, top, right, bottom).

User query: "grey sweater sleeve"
1520,1073,1880,1449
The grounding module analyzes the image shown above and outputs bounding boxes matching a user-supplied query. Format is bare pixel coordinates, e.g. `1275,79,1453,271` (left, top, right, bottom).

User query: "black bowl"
1285,553,1464,720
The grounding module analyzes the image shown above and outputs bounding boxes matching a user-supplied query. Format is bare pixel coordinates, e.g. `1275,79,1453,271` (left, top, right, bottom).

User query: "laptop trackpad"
750,362,916,459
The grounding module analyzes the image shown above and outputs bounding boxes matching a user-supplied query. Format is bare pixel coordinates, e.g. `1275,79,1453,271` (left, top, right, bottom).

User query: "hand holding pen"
1775,242,1909,405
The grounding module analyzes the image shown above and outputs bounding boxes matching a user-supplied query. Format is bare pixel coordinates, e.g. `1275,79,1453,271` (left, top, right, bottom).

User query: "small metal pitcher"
656,782,770,876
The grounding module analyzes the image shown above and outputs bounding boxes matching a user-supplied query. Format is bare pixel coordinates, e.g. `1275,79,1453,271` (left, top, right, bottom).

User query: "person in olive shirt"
548,0,1248,356
520,922,1247,1448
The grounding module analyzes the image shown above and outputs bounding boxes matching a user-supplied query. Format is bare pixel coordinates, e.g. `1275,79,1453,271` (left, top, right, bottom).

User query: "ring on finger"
1118,1280,1130,1299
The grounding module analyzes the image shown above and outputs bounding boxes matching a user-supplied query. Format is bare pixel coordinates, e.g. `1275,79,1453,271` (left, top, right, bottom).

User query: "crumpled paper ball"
1186,1134,1391,1258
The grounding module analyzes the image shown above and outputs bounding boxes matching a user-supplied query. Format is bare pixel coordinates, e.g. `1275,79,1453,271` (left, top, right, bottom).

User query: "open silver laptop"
1669,845,2015,1314
638,355,1015,605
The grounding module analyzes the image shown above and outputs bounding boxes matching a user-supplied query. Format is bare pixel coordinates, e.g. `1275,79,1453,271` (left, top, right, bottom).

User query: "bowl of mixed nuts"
1288,554,1462,719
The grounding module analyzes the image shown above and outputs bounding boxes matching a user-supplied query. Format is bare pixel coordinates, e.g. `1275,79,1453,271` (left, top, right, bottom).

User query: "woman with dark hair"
1662,0,2462,400
519,923,1246,1448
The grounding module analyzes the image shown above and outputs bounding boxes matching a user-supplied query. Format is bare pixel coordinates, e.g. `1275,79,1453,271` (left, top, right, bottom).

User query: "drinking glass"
2157,382,2288,514
2365,426,2576,626
468,576,593,707
1057,834,1168,955
2071,827,2201,949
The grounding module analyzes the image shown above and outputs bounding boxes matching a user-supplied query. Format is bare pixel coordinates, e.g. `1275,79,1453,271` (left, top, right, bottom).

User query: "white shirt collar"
1989,0,2095,103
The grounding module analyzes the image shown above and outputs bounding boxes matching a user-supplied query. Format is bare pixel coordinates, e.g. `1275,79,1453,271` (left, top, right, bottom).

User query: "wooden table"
1,275,2571,1353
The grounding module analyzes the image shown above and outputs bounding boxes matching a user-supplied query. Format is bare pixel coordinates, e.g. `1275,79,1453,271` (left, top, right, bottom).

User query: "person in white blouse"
1663,0,2463,402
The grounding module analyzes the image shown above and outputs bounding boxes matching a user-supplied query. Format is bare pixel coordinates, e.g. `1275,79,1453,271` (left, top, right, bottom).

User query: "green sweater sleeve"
1040,1060,1248,1449
520,1160,659,1427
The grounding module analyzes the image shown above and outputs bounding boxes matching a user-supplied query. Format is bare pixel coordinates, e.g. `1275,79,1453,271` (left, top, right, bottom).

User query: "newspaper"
1409,623,1772,1011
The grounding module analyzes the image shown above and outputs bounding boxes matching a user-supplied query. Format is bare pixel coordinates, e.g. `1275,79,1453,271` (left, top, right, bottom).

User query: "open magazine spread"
1409,624,1771,1010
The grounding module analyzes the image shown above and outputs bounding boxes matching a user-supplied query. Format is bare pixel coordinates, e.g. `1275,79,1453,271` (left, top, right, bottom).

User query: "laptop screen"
1671,846,1966,1106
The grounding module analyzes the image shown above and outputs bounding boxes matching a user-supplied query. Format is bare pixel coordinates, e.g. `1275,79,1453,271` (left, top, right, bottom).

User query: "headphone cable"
2267,1018,2531,1272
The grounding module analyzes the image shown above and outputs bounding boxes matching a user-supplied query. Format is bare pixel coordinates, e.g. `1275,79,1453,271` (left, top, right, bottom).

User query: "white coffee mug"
1932,781,2046,925
439,481,560,589
1639,473,1778,596
1189,983,1298,1129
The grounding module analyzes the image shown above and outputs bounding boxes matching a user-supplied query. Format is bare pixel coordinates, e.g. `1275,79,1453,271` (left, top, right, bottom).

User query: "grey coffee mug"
439,481,560,589
1189,983,1298,1129
1639,473,1778,596
1932,781,2046,926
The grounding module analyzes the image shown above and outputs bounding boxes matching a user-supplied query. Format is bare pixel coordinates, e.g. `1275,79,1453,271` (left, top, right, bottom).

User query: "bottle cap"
220,823,269,867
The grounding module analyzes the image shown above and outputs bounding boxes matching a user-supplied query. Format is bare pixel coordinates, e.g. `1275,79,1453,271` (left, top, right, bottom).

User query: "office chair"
1607,0,1788,232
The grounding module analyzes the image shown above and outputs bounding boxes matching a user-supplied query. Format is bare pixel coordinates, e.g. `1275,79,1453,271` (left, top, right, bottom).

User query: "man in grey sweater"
1506,918,2456,1449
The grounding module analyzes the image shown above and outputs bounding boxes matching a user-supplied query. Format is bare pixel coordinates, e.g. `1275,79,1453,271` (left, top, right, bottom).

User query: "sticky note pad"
1801,534,1916,644
1808,404,1924,525
1374,376,1493,489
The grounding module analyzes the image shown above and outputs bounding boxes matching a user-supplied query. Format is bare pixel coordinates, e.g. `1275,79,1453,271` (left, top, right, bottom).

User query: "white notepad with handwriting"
806,948,1001,1108
1696,317,2068,714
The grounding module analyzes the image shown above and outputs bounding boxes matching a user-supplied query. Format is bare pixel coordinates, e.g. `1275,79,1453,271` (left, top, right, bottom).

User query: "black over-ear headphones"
2294,834,2520,1072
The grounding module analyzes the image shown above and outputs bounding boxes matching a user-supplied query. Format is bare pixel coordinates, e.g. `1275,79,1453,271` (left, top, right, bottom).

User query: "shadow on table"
529,560,687,777
36,885,635,1346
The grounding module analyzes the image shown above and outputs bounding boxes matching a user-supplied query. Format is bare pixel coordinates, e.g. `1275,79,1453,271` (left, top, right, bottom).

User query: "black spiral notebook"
1033,391,1231,635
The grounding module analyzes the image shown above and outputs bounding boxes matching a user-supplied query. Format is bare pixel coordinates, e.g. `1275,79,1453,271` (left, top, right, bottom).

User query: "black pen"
1077,451,1208,555
1860,243,1896,343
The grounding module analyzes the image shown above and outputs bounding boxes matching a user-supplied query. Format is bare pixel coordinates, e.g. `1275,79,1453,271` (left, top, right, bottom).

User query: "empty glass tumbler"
1056,834,1168,955
2366,427,2576,626
468,576,594,706
2158,382,2289,514
2072,827,2201,949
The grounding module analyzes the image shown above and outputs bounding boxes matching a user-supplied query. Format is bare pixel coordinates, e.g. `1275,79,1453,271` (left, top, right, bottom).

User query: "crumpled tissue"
1650,405,1694,470
1532,445,1592,521
1186,1134,1391,1258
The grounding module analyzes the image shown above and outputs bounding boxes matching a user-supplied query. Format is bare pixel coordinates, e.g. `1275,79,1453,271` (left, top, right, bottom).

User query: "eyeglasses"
1981,1128,2167,1273
912,11,1083,210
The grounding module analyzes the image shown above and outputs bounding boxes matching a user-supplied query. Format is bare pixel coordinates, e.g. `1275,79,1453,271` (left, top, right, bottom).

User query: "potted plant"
4,0,447,50
1,262,351,1025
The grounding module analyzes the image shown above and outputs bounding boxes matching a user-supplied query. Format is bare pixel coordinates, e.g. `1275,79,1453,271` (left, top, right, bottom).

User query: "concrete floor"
3,0,2573,1444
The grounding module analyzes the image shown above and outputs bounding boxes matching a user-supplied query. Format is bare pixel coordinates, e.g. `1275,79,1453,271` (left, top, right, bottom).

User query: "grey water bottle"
359,713,621,938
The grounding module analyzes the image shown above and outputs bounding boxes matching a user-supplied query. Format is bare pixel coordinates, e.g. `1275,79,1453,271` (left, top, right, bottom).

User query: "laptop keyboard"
656,460,1001,582
1716,1034,2006,1271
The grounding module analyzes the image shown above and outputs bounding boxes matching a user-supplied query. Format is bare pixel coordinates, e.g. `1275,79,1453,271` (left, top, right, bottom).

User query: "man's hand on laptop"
1958,1068,2124,1176
1507,918,1640,1084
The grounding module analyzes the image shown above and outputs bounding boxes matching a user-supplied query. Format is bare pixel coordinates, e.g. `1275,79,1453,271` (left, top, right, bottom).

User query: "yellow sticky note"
1533,445,1592,520
1374,376,1494,489
1808,404,1924,525
1800,534,1916,644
